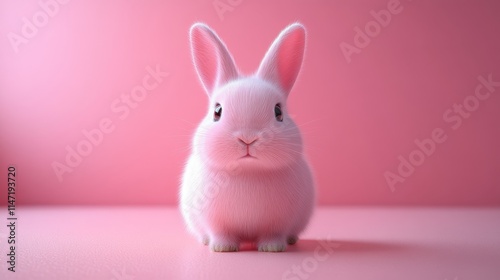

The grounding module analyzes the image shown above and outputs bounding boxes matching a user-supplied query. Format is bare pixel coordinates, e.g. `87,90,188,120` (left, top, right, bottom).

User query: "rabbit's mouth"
239,154,257,159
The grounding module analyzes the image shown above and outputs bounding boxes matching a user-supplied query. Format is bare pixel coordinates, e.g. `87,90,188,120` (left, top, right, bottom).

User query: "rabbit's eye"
274,104,283,122
214,103,222,121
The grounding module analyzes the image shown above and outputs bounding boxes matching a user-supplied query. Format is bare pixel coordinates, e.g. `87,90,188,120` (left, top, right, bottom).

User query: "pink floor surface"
0,207,499,280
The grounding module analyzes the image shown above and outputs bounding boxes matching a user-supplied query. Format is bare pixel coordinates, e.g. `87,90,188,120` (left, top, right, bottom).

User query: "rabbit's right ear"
256,23,306,97
190,23,239,96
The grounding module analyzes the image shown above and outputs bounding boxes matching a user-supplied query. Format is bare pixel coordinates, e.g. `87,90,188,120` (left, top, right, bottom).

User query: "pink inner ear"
191,28,220,94
257,25,306,95
277,30,305,94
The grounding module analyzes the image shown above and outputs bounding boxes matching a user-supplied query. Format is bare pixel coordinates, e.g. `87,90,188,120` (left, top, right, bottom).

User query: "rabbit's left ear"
190,23,239,96
256,23,306,96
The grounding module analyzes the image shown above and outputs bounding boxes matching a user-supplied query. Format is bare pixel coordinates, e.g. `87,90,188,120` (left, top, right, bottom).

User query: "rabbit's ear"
256,23,306,96
190,23,239,96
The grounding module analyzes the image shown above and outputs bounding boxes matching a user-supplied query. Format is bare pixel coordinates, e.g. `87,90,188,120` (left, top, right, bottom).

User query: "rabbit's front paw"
209,236,239,252
258,238,287,252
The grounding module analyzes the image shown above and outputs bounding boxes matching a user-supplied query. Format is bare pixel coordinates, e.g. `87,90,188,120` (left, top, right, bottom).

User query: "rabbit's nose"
238,137,258,145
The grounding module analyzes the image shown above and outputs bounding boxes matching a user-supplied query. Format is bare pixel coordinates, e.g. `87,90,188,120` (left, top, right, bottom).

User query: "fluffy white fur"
180,23,315,252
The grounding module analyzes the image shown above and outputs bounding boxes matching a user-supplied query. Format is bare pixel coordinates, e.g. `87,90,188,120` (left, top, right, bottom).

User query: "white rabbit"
180,22,315,252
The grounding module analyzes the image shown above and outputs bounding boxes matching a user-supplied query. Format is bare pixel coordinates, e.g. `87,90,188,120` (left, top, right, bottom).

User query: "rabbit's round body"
181,23,315,252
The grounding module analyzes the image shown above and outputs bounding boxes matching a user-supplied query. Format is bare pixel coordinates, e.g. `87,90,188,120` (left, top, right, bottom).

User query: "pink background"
1,0,499,206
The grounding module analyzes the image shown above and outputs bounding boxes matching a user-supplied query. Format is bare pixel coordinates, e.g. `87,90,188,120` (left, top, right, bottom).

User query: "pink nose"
238,137,258,145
